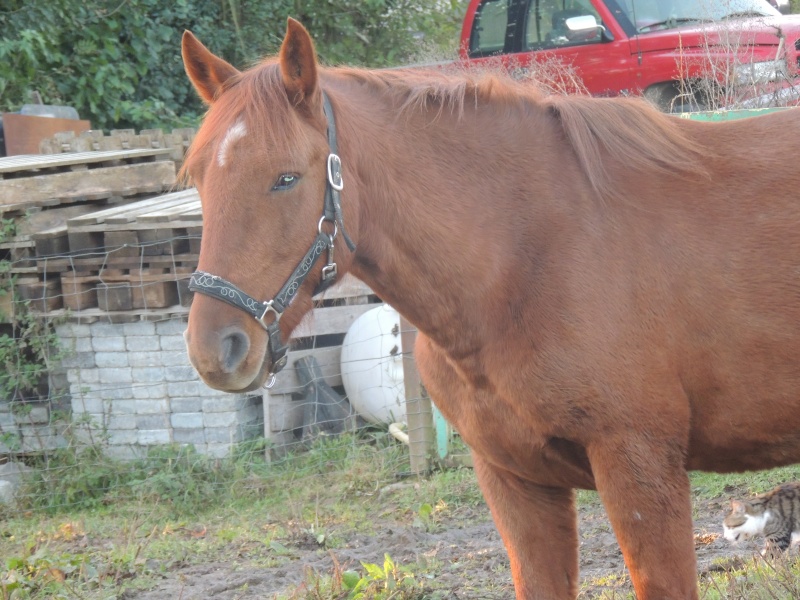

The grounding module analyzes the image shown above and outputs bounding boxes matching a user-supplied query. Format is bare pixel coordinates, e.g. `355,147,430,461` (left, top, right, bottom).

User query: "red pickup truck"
460,0,800,110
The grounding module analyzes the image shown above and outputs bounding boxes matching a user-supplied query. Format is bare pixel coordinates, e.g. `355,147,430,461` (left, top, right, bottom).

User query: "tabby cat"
723,482,800,555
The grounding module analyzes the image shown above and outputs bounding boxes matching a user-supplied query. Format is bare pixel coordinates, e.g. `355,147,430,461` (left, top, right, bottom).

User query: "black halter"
188,91,356,387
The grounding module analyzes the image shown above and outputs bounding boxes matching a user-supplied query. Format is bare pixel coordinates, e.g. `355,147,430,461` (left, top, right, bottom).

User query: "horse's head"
181,19,355,392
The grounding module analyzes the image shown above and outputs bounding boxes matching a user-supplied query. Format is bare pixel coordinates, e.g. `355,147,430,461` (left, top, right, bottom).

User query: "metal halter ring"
318,215,338,239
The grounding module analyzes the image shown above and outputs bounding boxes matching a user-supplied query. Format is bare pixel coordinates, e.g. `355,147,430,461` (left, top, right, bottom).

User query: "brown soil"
127,491,751,599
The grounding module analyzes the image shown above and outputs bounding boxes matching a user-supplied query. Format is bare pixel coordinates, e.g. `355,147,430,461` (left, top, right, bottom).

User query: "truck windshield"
620,0,780,32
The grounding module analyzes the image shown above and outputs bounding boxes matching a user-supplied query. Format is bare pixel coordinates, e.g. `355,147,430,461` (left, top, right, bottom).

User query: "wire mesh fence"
0,130,444,515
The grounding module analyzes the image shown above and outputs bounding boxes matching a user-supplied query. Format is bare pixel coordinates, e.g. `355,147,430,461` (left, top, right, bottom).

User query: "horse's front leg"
588,433,698,599
473,455,579,599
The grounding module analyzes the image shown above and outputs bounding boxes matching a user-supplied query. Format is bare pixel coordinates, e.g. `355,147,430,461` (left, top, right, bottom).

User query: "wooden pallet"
40,128,195,166
60,268,192,312
263,276,383,445
33,304,192,324
62,188,201,255
0,149,176,213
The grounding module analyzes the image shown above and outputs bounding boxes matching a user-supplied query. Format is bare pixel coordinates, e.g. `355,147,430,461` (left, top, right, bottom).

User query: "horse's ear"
279,18,320,114
181,30,240,104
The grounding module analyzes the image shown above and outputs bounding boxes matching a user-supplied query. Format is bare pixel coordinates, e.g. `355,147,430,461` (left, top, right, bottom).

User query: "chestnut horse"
181,18,800,600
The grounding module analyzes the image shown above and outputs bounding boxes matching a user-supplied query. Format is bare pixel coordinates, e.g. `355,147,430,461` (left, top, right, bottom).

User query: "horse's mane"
328,66,710,199
544,94,709,198
184,58,708,199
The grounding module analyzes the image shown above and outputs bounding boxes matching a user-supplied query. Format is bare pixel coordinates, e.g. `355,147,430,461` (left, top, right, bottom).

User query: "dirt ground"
128,490,749,599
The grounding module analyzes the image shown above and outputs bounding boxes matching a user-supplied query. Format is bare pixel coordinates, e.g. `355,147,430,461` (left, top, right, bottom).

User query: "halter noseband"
188,91,356,388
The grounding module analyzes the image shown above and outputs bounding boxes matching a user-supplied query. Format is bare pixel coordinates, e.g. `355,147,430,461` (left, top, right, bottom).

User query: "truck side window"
525,0,604,49
470,0,512,55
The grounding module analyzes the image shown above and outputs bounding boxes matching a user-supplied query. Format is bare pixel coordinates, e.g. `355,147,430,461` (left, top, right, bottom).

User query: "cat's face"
723,500,768,543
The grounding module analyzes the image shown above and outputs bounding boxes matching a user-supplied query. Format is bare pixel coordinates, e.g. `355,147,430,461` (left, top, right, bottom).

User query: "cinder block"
105,429,138,444
55,323,91,338
170,397,203,413
131,383,167,399
135,399,169,415
128,351,162,367
75,336,93,352
25,406,50,424
71,395,106,415
95,352,129,368
20,429,67,452
173,428,205,445
109,399,137,414
165,366,195,382
138,429,171,445
170,412,203,429
97,367,133,384
107,414,136,430
203,411,238,428
136,414,170,430
0,411,16,429
60,352,96,369
67,368,100,384
167,381,200,397
160,335,188,351
91,336,126,352
155,320,186,336
205,426,238,443
161,351,189,367
90,322,123,337
202,396,241,413
126,336,161,352
122,321,156,337
131,367,166,383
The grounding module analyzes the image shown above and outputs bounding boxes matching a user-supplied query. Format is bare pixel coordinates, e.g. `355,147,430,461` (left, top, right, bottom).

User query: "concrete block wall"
0,399,69,454
56,318,263,459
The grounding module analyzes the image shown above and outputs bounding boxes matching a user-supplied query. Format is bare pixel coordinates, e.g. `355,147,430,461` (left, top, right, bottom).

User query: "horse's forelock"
181,61,315,183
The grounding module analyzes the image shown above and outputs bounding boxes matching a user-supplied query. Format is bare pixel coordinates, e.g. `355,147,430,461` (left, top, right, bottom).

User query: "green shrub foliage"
1,0,466,131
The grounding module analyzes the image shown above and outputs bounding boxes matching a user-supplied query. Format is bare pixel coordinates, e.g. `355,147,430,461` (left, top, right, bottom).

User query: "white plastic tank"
340,304,406,424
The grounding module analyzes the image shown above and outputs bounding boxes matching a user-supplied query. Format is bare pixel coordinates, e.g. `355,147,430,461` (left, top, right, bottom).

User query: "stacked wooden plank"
0,148,178,319
39,127,195,169
44,188,201,315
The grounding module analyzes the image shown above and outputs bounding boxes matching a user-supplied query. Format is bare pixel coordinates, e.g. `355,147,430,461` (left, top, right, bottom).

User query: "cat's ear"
730,500,746,515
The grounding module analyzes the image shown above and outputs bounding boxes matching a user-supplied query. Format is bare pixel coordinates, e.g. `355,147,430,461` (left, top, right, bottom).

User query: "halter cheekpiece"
188,91,356,388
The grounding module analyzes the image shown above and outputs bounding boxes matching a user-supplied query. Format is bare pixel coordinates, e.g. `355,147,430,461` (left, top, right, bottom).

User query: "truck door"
519,0,637,96
465,0,638,97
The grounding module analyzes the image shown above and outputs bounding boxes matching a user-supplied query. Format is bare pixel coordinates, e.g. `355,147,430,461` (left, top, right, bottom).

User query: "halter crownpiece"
188,91,355,388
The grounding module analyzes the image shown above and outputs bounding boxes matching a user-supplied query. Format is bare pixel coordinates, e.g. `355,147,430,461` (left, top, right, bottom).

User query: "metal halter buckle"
327,153,344,191
256,300,281,330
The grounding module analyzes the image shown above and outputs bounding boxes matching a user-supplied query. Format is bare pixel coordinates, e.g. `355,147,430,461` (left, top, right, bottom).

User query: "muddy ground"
128,489,753,599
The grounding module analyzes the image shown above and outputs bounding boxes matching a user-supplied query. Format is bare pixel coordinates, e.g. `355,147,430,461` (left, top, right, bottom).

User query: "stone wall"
56,318,263,459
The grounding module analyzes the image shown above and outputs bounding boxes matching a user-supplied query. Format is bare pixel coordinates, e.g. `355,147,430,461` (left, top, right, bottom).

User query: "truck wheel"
643,82,707,113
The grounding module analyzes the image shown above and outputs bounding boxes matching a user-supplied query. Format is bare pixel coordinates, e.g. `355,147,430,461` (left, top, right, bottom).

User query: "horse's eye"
272,174,299,191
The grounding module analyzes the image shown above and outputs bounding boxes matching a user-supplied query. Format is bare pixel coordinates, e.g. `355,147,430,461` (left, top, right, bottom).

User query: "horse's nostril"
219,328,250,373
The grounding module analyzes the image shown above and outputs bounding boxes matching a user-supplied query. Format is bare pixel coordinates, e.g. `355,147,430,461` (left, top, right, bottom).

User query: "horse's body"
181,20,800,599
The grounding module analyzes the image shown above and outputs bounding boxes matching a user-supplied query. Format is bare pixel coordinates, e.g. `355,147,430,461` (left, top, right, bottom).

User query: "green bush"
0,0,467,131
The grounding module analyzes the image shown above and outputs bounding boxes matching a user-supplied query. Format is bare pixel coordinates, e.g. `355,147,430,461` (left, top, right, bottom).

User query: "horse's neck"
335,80,589,355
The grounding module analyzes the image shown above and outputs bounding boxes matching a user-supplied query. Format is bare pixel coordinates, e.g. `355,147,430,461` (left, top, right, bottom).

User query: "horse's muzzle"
183,323,271,393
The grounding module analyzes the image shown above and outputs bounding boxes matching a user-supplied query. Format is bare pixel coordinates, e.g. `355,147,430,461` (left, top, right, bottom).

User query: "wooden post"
400,316,435,474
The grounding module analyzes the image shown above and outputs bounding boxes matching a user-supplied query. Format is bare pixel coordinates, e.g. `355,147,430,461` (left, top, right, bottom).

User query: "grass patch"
0,432,480,598
691,466,800,500
5,434,800,598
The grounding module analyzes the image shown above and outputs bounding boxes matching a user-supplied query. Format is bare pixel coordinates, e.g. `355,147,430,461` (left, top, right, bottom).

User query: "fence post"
400,316,435,474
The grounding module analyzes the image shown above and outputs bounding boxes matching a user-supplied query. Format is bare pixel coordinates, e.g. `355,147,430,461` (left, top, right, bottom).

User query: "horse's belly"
686,392,800,472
